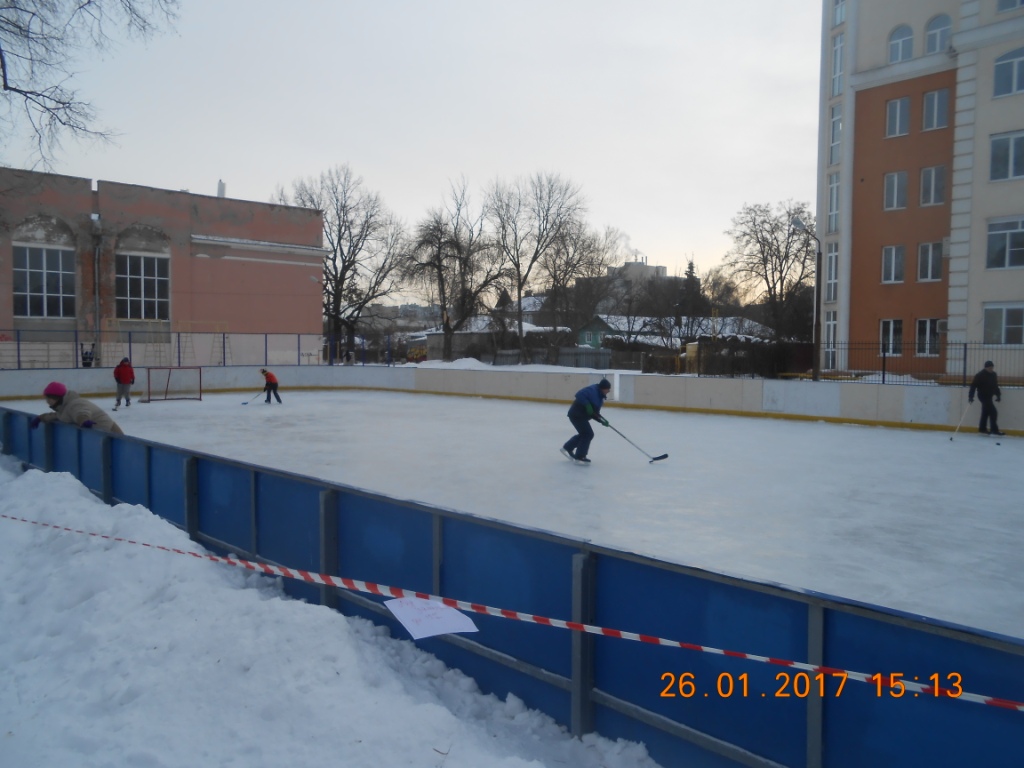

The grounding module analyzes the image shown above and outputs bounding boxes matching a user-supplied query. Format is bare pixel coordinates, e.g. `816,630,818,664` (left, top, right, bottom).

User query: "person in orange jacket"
260,368,282,404
113,357,135,410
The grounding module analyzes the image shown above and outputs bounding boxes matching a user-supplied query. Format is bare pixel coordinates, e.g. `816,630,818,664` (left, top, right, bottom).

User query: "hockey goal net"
143,367,203,402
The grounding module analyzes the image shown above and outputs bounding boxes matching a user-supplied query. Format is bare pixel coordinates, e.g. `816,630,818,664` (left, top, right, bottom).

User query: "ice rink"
7,386,1019,641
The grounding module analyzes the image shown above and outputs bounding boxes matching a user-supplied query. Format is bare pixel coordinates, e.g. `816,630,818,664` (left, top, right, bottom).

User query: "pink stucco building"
0,168,324,345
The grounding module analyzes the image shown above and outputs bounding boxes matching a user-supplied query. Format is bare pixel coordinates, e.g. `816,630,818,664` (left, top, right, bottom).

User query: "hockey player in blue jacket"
561,378,612,463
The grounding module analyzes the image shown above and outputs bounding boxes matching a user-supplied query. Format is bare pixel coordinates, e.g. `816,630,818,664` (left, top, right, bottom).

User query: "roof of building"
589,314,771,338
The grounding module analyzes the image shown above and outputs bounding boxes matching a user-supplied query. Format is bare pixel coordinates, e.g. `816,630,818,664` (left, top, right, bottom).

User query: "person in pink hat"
31,382,124,435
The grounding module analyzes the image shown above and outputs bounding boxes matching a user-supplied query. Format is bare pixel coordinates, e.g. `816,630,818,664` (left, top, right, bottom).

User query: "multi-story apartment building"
815,0,1024,376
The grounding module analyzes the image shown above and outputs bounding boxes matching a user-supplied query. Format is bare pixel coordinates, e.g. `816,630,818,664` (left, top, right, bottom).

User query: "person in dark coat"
968,361,1004,436
561,378,612,463
113,357,135,410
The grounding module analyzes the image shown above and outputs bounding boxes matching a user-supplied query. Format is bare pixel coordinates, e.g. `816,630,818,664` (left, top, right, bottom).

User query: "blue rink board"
2,405,1022,768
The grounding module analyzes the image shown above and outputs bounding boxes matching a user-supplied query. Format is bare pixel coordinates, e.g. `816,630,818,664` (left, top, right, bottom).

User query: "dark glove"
131,379,135,385
599,416,610,427
30,416,41,430
81,420,95,429
968,397,974,404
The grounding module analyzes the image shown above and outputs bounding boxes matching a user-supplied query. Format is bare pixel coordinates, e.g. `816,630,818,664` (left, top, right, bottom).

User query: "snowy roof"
594,314,771,338
422,316,557,336
516,295,546,313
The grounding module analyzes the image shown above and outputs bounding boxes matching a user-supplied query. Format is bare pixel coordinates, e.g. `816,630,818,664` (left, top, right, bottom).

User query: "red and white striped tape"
3,512,1022,713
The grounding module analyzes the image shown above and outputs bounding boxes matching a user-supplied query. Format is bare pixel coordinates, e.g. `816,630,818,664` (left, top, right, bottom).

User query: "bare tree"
536,218,614,361
279,165,406,360
404,182,506,361
486,172,583,358
702,265,743,316
1,0,178,163
722,201,816,340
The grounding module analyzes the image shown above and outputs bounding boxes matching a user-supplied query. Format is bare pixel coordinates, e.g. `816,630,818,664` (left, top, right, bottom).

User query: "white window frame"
889,25,913,64
882,245,905,283
12,243,77,319
986,217,1024,269
824,310,838,370
916,319,941,356
827,173,840,233
833,0,845,26
886,97,910,137
884,172,907,210
983,304,1024,344
923,89,949,130
990,130,1024,181
880,319,903,355
831,33,844,97
994,47,1024,98
918,242,942,281
825,242,838,302
584,331,593,343
920,166,946,206
829,104,842,165
925,15,952,55
115,252,170,321
997,0,1023,12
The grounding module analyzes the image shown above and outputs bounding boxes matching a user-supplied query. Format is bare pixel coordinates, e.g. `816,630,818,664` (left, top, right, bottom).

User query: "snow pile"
0,457,661,768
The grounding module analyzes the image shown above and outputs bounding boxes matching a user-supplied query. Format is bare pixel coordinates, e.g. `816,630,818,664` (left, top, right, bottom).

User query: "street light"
791,217,822,382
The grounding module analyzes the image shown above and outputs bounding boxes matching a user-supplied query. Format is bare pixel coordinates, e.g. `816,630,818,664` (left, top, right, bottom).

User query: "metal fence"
492,348,612,368
6,329,1021,388
687,340,1024,386
818,342,1024,386
0,329,325,370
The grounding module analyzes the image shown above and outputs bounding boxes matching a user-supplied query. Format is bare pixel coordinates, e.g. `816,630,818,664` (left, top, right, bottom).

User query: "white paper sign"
384,597,479,640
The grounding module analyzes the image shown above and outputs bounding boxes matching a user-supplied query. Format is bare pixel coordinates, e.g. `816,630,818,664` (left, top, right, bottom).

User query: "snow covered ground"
2,382,1022,765
0,456,660,768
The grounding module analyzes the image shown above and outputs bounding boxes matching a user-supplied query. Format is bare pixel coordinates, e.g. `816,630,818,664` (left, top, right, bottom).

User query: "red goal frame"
142,366,203,402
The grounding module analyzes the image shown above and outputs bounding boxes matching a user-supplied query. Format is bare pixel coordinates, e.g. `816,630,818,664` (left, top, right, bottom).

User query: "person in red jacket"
260,368,282,404
113,357,135,411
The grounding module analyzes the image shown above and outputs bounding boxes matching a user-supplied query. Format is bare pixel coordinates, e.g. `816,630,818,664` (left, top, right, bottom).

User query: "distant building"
0,168,325,352
606,259,668,283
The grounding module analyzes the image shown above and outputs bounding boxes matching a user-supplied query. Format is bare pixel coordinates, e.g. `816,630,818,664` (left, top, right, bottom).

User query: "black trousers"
978,396,999,433
265,382,282,403
564,412,595,458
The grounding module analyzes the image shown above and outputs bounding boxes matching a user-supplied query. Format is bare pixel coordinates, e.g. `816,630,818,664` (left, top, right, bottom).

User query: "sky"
5,0,822,278
2,372,1022,764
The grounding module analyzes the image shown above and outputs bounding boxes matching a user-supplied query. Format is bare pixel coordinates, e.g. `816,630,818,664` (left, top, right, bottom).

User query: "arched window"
12,216,77,319
925,15,952,55
889,25,913,63
995,47,1024,97
115,225,171,321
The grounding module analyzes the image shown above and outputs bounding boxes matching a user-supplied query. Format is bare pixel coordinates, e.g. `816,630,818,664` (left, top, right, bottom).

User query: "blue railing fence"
2,406,1022,768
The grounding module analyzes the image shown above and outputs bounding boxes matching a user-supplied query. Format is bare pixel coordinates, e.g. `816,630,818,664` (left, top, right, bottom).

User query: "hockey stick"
606,423,668,463
241,389,266,405
949,401,971,441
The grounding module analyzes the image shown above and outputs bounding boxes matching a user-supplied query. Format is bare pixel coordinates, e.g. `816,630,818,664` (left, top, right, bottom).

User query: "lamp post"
791,217,822,382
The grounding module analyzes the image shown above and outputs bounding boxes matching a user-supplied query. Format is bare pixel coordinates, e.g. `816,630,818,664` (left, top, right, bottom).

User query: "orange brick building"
814,0,1024,378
